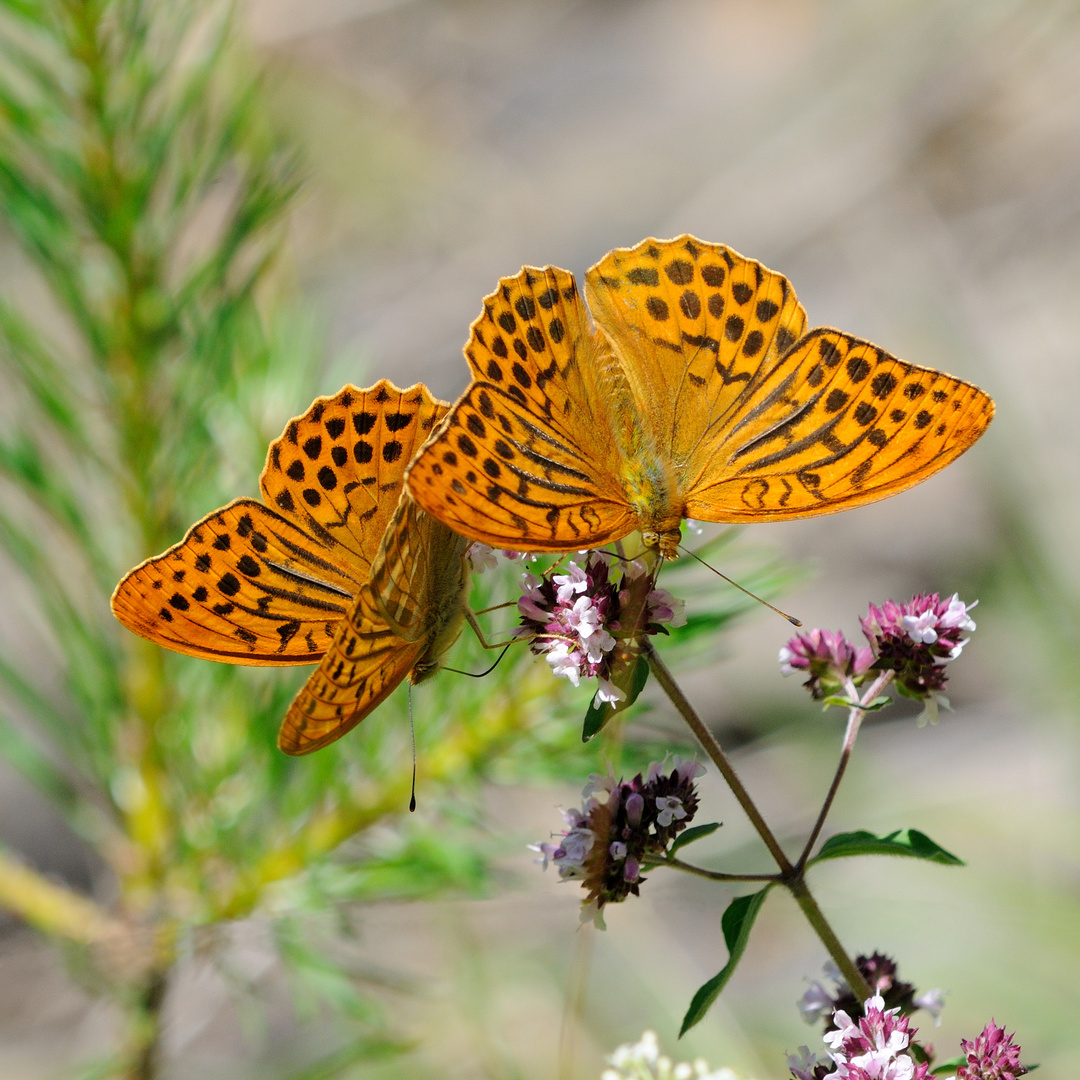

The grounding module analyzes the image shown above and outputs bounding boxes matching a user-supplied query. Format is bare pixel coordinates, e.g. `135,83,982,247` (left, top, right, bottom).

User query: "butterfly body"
408,585,468,686
406,237,993,554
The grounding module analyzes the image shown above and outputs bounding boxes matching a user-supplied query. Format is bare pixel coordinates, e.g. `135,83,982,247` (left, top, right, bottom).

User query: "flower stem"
645,855,779,883
644,642,793,873
787,876,872,1001
797,671,894,870
646,642,872,1002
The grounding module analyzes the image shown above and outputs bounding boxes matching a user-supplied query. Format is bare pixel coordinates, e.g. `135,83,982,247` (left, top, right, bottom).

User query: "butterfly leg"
463,607,522,650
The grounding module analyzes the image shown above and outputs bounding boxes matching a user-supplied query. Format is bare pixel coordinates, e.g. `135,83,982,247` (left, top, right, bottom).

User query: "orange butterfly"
112,381,472,755
406,236,994,559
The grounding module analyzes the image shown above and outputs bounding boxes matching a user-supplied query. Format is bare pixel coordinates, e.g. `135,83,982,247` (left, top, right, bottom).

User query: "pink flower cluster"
780,593,977,709
789,994,929,1080
517,551,684,706
861,593,976,700
956,1022,1027,1080
789,992,1028,1080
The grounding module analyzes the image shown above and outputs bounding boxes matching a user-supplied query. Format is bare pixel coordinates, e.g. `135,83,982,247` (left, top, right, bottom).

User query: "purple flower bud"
532,759,704,925
957,1021,1027,1079
779,628,874,700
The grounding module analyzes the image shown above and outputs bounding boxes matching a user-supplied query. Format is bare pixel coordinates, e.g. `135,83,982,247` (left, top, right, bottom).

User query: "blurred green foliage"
0,1,794,1076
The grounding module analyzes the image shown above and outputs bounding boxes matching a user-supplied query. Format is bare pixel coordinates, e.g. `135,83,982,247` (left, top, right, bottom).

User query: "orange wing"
589,236,993,524
281,497,471,754
587,236,808,474
111,499,355,664
261,381,448,578
406,266,636,551
682,328,995,521
277,583,425,754
113,381,450,664
369,491,471,640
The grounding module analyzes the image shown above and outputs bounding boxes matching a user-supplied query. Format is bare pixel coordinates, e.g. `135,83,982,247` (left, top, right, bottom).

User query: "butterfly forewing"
408,266,639,550
277,583,424,754
111,499,355,664
406,379,637,551
261,381,447,578
684,329,995,521
587,237,808,473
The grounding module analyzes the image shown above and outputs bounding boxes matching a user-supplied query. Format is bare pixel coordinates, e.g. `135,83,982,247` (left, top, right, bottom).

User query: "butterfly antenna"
408,685,417,813
443,642,514,678
677,544,802,626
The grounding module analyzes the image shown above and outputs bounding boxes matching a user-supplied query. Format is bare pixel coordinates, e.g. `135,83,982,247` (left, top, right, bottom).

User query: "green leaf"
930,1056,966,1075
669,821,721,856
810,829,964,867
820,693,893,712
582,654,650,741
679,886,771,1036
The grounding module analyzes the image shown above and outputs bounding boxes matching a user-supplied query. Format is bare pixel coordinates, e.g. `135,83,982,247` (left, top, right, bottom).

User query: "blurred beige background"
3,0,1079,1076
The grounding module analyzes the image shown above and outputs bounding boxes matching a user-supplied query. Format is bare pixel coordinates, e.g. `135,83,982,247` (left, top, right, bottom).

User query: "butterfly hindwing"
279,501,473,755
407,266,639,551
111,499,355,664
369,492,471,641
277,583,424,754
684,329,996,521
261,381,448,578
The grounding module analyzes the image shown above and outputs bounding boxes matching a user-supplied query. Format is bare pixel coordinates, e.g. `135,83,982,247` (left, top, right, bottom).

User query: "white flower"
940,594,977,632
655,795,687,827
913,987,946,1025
787,1046,830,1080
672,756,707,783
593,678,627,706
901,610,940,644
778,644,799,675
467,542,499,573
546,642,583,686
798,980,835,1024
582,772,618,801
553,561,589,602
604,1030,744,1079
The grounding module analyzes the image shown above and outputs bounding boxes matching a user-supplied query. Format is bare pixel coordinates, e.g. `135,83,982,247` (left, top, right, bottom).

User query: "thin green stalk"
787,877,871,1002
797,670,894,870
124,967,169,1080
642,855,779,884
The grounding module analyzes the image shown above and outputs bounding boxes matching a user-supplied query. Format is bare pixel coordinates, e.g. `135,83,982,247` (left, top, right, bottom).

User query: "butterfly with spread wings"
405,236,994,559
112,381,472,755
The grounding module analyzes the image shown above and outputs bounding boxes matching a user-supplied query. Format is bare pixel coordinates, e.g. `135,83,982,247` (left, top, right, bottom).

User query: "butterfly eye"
641,530,660,548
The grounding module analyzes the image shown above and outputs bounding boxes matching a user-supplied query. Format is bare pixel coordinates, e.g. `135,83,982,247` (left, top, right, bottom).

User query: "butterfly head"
410,656,442,686
641,528,682,561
